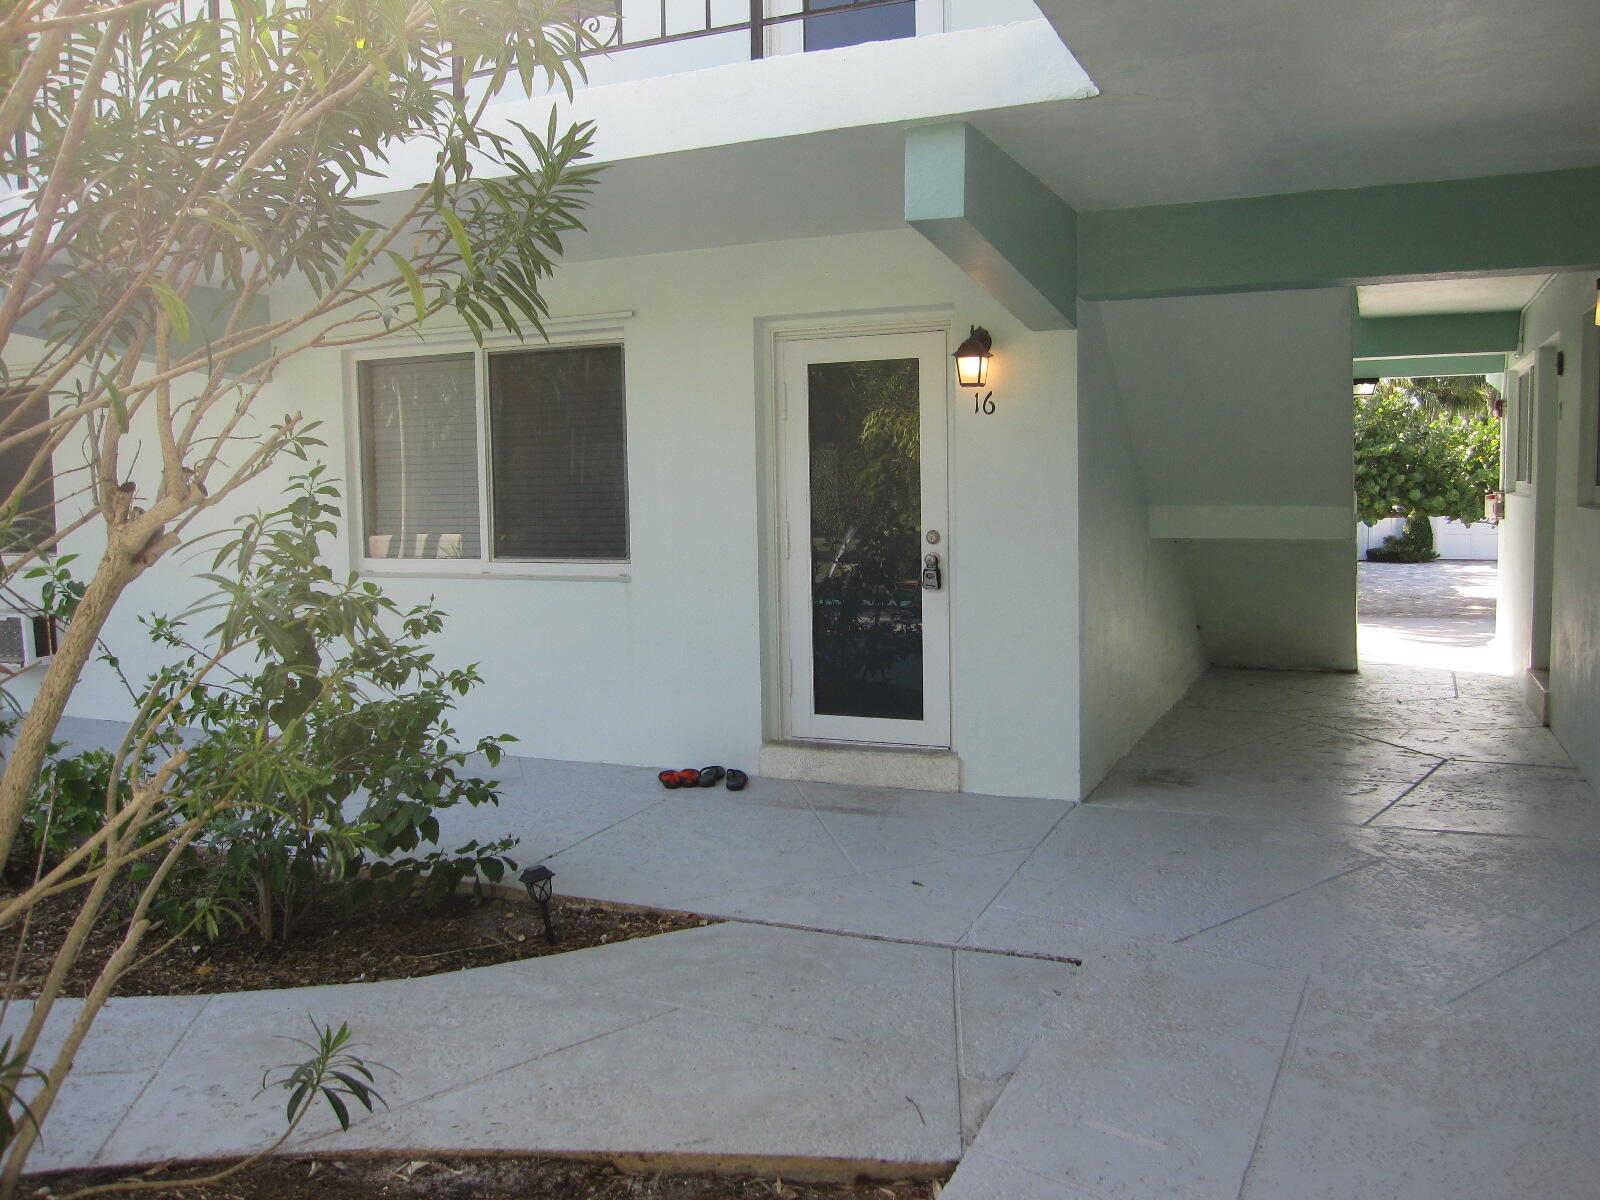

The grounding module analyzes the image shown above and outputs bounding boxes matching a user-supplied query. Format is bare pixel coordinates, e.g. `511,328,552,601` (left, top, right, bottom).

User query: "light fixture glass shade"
1353,377,1380,398
952,326,993,388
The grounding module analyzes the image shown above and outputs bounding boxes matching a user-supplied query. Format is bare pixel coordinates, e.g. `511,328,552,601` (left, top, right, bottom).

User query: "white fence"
1356,516,1499,561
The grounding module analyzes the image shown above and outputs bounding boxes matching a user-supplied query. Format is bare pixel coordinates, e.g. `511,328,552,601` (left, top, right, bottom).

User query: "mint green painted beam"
16,278,272,374
1354,311,1521,358
905,122,1077,330
1079,166,1600,300
1355,353,1508,378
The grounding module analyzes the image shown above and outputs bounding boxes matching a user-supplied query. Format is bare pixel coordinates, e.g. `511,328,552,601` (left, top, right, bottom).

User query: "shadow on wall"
1182,540,1358,672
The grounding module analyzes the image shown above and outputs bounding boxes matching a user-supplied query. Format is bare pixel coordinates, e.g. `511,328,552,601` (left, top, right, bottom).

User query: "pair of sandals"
659,765,749,791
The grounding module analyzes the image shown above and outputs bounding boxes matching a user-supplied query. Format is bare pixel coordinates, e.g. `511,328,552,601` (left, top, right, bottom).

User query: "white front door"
779,330,951,747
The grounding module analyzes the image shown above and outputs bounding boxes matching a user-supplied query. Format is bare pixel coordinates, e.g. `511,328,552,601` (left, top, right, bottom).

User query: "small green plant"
134,469,519,943
0,1039,45,1158
261,1020,390,1133
1367,512,1443,563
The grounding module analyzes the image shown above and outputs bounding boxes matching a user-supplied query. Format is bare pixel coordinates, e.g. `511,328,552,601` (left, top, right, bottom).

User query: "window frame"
1582,317,1600,509
1509,364,1536,493
346,330,632,581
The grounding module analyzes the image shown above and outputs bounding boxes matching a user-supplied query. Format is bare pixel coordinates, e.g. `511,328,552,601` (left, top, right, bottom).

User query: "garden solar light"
953,326,993,388
520,864,556,945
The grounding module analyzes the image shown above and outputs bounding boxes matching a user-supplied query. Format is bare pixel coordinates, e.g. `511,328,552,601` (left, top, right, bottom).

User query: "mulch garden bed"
24,1155,946,1199
1,883,712,999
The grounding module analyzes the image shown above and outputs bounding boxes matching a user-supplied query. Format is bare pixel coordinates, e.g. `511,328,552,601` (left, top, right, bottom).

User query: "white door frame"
776,328,951,747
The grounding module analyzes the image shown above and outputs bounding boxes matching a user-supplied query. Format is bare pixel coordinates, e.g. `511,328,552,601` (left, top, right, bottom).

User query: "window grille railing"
444,0,920,96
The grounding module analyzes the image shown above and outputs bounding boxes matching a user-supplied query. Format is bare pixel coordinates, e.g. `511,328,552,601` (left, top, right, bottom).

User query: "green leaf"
343,229,377,280
147,280,191,341
106,378,129,432
441,209,474,272
387,251,427,325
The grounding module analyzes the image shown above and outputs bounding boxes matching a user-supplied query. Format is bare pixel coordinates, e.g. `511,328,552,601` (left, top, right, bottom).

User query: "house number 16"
973,391,995,415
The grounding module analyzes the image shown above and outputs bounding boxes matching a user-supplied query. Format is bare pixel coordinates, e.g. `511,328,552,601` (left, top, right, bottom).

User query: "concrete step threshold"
759,740,960,792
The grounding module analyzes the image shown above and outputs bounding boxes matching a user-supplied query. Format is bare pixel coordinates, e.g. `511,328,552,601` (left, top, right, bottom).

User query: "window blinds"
359,354,481,559
0,390,57,554
488,346,628,560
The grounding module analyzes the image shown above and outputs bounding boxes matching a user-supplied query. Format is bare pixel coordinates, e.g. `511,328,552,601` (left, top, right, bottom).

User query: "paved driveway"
25,663,1600,1198
1359,561,1497,618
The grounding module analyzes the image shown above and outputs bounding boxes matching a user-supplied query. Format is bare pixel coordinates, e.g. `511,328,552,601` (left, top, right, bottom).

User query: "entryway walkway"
21,663,1600,1197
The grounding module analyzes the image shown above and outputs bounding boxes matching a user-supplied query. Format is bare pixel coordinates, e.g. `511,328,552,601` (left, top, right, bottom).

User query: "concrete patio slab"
1381,724,1574,768
541,781,854,908
25,657,1599,1197
686,848,1034,945
1189,721,1442,784
500,922,956,1054
1351,825,1600,931
316,1003,961,1164
1449,917,1600,1024
950,937,1306,1200
1089,764,1412,826
1368,759,1600,838
940,1149,1103,1199
1238,987,1600,1199
1177,856,1570,1004
92,969,676,1165
796,781,1068,873
952,949,1081,1146
989,805,1377,942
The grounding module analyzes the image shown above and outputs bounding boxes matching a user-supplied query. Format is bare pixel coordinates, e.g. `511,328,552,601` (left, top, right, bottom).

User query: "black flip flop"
699,765,726,787
725,769,749,792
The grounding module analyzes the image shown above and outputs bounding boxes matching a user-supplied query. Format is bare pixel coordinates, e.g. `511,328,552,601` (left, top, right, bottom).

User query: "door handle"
921,552,943,590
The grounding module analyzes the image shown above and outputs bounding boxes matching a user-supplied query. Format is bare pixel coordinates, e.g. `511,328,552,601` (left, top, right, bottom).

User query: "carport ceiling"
995,0,1600,209
1356,275,1555,319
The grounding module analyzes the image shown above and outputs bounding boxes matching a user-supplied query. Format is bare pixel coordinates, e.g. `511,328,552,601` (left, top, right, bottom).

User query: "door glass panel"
807,358,923,721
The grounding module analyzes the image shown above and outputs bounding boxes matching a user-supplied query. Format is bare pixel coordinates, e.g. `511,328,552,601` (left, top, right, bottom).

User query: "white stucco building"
10,0,1600,800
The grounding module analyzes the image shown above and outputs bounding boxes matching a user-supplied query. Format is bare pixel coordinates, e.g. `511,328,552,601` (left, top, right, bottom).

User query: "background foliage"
1354,377,1502,559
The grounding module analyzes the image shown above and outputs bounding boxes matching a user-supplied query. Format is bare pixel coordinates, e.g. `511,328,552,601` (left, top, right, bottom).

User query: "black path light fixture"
953,325,994,388
520,864,556,945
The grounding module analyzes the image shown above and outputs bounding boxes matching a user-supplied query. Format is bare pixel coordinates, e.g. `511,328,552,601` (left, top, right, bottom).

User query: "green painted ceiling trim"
905,122,1077,330
1354,353,1508,378
1077,165,1600,301
15,278,272,375
1354,311,1522,358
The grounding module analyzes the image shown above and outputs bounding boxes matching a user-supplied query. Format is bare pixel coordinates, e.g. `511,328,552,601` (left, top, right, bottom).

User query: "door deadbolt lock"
921,552,943,591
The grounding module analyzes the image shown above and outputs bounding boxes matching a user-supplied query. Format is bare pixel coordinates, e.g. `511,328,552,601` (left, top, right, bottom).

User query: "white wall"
1074,302,1204,793
1517,272,1600,783
38,229,1083,800
1356,516,1499,560
1095,288,1358,671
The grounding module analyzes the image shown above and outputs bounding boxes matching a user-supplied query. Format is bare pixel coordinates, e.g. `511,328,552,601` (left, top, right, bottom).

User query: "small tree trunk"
0,547,144,867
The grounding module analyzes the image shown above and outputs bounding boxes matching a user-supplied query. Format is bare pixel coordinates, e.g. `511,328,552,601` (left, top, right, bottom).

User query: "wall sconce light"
1593,277,1598,326
953,326,993,388
520,864,556,945
1353,377,1380,398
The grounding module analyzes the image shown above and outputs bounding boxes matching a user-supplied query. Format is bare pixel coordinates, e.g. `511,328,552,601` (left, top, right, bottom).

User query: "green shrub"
114,469,519,943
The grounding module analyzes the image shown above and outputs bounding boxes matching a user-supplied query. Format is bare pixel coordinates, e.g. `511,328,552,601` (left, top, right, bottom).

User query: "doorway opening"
1355,373,1508,675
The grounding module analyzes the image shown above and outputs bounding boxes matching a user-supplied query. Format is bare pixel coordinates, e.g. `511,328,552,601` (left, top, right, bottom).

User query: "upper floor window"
799,0,915,51
357,344,628,566
0,390,57,554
